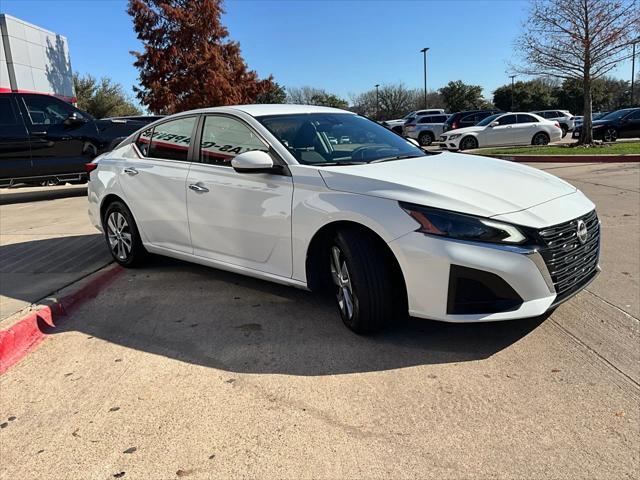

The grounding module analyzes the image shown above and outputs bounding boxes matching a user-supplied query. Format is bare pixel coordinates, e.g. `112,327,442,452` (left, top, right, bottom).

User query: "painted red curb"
489,154,640,163
0,265,123,374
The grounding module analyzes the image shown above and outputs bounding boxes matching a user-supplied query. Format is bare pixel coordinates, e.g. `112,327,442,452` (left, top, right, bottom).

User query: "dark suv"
0,93,155,187
572,107,640,142
443,110,502,133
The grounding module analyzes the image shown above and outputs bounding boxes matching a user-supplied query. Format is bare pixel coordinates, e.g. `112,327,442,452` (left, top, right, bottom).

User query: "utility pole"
509,74,517,111
420,47,429,109
374,84,380,120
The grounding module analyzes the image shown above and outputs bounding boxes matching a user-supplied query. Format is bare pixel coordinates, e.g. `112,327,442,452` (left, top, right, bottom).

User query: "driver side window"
497,114,517,125
21,94,80,126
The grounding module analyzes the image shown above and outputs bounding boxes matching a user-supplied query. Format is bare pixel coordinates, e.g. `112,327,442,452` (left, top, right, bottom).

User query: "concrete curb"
0,264,123,374
483,154,640,163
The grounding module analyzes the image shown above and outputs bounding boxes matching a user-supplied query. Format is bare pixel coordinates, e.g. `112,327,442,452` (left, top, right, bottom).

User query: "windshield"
476,113,502,127
257,113,425,165
598,109,635,121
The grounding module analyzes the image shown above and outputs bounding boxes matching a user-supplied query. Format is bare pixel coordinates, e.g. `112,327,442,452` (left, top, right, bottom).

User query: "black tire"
560,124,568,138
392,126,403,135
532,132,550,146
459,136,478,151
603,128,618,143
329,228,402,334
418,131,434,146
102,200,147,267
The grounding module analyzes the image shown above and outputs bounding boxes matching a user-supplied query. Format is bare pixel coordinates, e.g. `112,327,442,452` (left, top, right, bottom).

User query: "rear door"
515,114,540,144
0,94,31,183
186,114,294,277
119,115,198,253
18,94,95,176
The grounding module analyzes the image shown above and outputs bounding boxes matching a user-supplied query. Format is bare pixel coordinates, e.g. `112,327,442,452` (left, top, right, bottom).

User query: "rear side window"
136,116,196,161
460,113,477,125
199,116,268,167
0,97,19,125
517,114,539,123
433,115,448,123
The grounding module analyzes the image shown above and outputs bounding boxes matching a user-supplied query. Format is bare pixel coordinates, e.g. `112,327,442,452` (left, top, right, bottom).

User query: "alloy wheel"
330,246,355,320
460,137,477,150
533,133,549,145
107,211,132,261
603,128,617,143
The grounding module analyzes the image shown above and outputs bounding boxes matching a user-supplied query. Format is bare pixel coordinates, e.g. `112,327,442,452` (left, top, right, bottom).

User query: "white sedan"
88,105,599,333
440,112,563,151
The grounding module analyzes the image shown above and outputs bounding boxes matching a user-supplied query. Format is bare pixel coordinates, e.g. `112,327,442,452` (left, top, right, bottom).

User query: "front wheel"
330,229,402,333
103,201,147,267
532,132,550,146
459,136,478,151
603,128,618,143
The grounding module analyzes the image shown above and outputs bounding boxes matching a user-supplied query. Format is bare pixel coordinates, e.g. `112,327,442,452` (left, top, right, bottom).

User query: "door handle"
124,167,139,175
31,131,47,136
188,183,209,193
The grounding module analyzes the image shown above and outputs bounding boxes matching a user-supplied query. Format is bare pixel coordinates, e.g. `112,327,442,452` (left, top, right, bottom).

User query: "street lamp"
374,84,380,120
420,47,429,109
509,74,517,111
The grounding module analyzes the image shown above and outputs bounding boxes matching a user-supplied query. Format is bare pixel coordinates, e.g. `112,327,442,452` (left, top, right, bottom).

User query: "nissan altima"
87,105,600,333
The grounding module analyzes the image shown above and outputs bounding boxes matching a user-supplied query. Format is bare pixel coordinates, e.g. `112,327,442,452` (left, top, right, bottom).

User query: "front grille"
538,209,600,303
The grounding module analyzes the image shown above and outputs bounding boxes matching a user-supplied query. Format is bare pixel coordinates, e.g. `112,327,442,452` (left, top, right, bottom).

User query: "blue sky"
1,0,635,104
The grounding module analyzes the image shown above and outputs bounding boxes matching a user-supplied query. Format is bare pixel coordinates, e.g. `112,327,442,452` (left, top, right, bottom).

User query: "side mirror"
64,112,86,127
490,121,499,127
231,150,276,174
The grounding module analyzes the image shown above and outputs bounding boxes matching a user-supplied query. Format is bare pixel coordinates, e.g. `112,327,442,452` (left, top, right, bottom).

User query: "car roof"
185,104,354,117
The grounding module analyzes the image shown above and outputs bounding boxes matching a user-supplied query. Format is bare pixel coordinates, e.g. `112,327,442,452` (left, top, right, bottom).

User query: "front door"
186,115,293,278
485,114,519,146
18,94,94,176
0,94,31,182
119,116,197,253
621,110,640,138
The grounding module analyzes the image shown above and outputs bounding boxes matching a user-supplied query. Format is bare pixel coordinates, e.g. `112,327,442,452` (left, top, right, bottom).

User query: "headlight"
400,203,527,244
448,134,461,140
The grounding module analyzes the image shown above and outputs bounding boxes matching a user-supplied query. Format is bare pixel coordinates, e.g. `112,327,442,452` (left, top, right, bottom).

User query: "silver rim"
107,211,132,261
604,129,616,142
330,246,354,320
461,137,475,150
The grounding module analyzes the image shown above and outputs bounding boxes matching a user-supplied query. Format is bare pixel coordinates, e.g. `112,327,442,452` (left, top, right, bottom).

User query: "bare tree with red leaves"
516,0,639,144
128,0,274,114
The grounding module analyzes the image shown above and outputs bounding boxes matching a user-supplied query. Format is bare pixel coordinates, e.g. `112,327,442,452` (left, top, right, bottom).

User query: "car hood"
318,152,577,218
443,125,485,135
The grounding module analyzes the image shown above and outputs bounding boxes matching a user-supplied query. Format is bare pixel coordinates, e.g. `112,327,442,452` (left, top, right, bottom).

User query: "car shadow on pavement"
50,255,549,376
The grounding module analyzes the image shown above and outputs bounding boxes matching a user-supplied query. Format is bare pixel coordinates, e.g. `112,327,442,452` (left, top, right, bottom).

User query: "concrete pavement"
0,164,638,479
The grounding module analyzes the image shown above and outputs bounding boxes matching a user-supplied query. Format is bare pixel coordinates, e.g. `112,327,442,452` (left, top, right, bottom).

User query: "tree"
556,77,631,113
255,82,286,104
73,74,141,118
439,80,485,112
128,0,273,114
286,86,348,108
350,84,443,120
493,78,558,111
516,0,639,144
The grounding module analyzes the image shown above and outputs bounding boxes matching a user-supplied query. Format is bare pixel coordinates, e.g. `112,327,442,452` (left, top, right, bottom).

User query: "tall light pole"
632,40,638,105
374,84,380,120
509,74,517,111
420,47,429,109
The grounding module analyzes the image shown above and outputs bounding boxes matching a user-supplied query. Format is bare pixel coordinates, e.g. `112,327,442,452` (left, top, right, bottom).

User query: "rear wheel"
459,136,478,151
418,131,434,146
603,128,618,143
330,228,402,333
103,201,147,267
532,132,550,146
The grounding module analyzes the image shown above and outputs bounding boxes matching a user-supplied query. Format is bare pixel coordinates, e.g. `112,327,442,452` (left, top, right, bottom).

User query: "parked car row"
0,92,159,187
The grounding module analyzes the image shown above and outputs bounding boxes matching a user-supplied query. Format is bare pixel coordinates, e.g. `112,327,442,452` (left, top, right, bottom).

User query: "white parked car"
403,113,449,146
88,105,599,333
531,110,575,137
385,109,446,134
440,113,562,151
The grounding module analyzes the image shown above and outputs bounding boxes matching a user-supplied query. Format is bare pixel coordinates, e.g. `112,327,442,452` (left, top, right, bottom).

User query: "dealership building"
0,13,75,102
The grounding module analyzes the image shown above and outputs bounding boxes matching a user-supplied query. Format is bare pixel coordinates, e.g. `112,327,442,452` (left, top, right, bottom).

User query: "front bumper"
388,197,600,323
439,135,462,150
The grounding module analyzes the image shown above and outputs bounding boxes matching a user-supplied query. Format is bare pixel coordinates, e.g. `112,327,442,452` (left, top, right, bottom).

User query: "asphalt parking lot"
0,162,639,479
